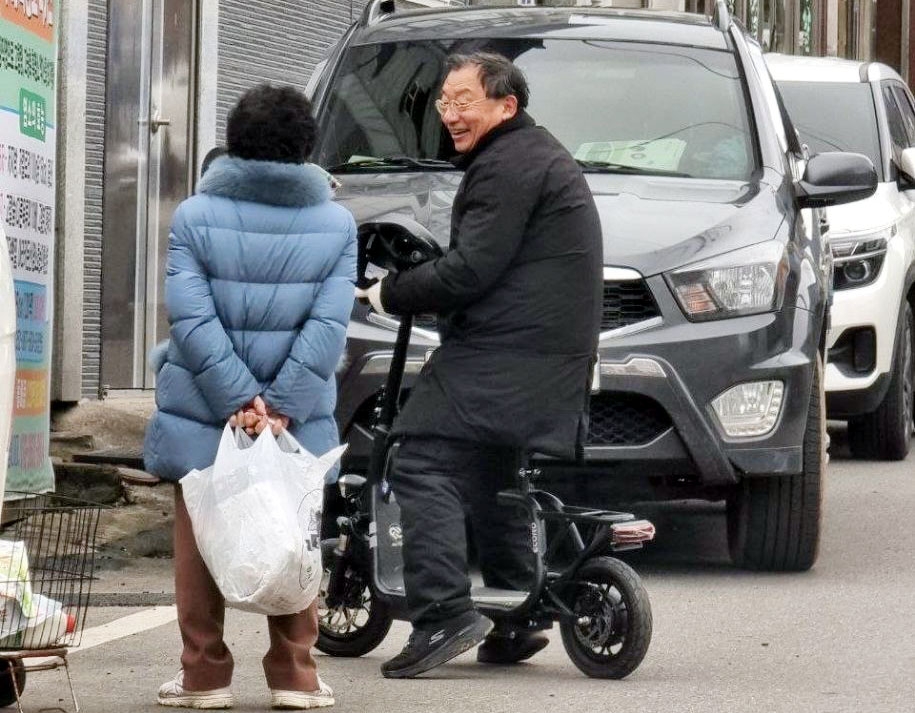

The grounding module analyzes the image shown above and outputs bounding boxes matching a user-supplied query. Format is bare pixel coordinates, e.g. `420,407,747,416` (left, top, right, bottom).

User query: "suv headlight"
831,227,891,290
666,241,789,321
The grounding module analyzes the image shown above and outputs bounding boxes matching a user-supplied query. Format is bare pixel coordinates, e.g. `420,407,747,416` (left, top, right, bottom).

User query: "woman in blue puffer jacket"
145,84,355,710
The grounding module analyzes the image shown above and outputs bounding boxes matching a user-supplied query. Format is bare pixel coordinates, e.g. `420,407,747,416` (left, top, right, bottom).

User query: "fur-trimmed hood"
197,155,332,207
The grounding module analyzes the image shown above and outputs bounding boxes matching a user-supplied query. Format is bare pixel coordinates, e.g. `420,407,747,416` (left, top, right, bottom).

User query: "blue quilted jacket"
143,155,357,481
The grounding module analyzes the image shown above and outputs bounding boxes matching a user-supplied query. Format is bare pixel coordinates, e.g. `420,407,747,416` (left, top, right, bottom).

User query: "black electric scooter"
317,219,655,679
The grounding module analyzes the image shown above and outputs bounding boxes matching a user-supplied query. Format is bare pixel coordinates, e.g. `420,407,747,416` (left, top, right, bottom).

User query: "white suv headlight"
666,241,789,321
831,226,892,290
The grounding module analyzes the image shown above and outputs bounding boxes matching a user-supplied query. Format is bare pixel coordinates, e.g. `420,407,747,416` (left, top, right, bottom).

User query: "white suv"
768,54,915,460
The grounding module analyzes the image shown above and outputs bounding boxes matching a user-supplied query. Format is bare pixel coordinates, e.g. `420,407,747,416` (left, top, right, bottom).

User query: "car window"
890,85,915,147
314,39,756,181
882,83,911,163
776,81,884,182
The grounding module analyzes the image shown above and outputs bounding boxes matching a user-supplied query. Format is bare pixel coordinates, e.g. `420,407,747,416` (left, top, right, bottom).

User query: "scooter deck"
376,569,528,613
372,483,527,613
470,586,529,611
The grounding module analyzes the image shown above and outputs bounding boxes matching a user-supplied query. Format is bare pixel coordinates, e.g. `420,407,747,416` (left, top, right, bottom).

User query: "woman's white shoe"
269,677,334,710
157,671,234,709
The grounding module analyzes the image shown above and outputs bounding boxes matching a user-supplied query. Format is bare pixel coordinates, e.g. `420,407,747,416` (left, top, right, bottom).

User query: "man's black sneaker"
381,611,493,679
477,628,550,664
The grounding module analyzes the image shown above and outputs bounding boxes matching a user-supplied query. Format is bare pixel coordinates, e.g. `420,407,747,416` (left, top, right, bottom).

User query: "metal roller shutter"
83,1,108,398
216,1,367,140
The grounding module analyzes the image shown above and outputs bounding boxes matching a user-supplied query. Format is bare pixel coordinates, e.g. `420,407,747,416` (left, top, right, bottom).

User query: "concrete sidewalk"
51,389,155,463
50,391,177,606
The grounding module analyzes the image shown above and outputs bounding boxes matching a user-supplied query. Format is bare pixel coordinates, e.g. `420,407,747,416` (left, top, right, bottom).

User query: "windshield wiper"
325,156,455,173
576,160,692,178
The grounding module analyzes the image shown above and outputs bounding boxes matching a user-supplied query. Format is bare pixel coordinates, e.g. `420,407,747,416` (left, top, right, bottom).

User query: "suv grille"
602,280,660,332
587,392,671,446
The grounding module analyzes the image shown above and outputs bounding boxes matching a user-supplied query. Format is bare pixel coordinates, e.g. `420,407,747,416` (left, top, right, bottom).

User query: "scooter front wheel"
558,556,652,679
316,538,394,657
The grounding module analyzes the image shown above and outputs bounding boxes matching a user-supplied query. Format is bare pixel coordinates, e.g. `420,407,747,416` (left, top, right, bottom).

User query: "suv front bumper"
337,296,820,491
825,248,905,418
572,278,818,486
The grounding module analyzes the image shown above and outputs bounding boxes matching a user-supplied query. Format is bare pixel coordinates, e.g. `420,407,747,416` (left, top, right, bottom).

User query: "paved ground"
16,454,915,713
12,398,912,712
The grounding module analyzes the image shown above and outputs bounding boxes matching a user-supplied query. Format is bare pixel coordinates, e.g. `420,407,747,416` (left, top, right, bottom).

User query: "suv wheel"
847,302,914,461
726,354,824,571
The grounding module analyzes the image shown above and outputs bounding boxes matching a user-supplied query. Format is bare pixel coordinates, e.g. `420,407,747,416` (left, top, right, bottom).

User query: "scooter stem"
367,312,414,483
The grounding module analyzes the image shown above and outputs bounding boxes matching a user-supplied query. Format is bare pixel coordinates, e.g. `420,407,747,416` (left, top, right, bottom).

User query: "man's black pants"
389,437,535,628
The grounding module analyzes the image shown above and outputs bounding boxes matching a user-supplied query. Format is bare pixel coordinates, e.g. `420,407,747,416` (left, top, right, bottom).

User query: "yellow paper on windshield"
575,139,687,172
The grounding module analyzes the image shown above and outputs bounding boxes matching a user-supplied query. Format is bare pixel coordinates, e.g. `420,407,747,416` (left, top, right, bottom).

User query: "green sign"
19,89,46,142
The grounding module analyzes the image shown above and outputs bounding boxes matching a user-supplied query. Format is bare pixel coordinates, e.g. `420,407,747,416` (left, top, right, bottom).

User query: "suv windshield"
314,39,756,180
776,81,884,182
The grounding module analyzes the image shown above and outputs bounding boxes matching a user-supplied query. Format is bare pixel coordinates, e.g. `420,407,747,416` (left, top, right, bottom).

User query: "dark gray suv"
309,0,877,570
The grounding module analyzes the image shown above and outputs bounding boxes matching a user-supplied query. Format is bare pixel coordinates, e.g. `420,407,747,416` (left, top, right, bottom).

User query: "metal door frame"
140,0,198,388
100,0,198,391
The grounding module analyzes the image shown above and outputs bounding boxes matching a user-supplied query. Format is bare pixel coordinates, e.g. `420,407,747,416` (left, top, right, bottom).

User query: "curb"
87,593,176,607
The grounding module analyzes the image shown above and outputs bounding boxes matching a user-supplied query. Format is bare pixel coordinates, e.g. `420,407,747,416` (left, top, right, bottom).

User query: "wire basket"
0,492,103,651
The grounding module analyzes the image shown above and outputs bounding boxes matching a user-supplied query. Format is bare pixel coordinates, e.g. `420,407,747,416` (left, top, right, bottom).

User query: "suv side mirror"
898,146,915,184
796,152,878,209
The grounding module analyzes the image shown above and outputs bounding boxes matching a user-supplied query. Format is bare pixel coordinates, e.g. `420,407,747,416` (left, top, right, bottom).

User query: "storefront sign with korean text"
1,0,57,495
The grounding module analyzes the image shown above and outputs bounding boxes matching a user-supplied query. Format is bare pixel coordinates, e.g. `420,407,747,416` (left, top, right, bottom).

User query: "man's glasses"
434,97,488,116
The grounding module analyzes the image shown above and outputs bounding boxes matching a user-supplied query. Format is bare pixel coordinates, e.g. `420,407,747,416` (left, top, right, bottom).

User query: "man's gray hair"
445,52,529,110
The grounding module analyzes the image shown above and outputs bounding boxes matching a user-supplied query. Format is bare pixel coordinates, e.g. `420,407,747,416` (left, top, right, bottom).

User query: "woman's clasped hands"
228,395,290,436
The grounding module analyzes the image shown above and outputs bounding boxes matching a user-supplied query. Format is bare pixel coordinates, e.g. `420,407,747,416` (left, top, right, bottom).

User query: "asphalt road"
13,426,915,713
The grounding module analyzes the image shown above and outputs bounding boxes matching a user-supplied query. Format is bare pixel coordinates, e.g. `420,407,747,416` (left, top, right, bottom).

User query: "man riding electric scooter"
355,51,603,679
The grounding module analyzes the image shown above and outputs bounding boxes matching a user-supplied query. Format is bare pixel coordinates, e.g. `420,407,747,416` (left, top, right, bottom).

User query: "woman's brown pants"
173,486,321,692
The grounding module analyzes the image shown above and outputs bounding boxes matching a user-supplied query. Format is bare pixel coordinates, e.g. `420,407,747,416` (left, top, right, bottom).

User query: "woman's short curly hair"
226,84,316,163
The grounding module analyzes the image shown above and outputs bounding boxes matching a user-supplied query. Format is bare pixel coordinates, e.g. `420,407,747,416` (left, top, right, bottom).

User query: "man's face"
438,65,518,154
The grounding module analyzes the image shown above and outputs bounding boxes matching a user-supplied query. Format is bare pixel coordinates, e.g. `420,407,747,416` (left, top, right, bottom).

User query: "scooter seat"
470,586,528,612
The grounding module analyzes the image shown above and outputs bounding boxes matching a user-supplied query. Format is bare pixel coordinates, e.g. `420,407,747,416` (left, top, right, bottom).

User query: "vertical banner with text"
0,0,57,495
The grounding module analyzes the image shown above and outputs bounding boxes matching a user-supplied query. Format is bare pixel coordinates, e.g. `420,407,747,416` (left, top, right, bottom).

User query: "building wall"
54,0,88,402
82,1,108,399
52,0,107,401
58,1,365,400
909,0,914,84
876,0,903,71
215,0,368,142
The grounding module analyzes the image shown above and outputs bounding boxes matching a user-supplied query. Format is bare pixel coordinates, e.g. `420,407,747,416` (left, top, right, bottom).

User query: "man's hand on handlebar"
355,279,388,315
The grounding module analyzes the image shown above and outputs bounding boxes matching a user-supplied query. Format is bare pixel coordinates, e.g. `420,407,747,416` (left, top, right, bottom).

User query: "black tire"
0,659,25,708
558,556,652,679
727,354,824,571
848,302,914,461
315,538,393,657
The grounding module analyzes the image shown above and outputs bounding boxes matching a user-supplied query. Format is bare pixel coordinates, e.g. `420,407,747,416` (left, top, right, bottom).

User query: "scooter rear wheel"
316,538,394,657
558,556,652,679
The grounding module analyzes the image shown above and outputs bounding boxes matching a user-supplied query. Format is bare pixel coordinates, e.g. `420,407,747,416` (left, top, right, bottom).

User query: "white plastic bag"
0,540,73,647
181,424,345,615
